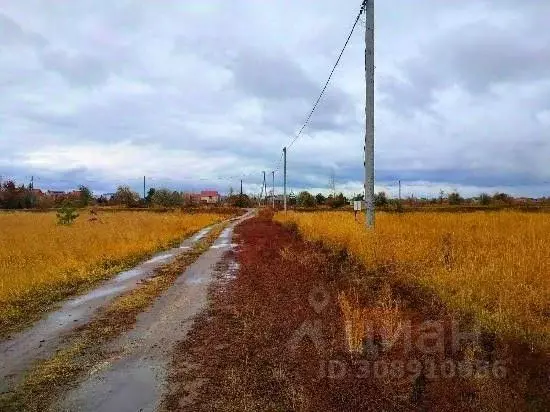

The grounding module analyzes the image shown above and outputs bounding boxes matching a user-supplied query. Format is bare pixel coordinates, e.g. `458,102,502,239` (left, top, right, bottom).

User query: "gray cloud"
225,48,356,134
230,49,317,100
0,12,47,49
40,49,109,87
381,16,550,114
1,0,549,197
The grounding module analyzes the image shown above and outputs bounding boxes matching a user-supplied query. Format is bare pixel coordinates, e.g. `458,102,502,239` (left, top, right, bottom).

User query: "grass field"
0,211,223,334
275,211,550,349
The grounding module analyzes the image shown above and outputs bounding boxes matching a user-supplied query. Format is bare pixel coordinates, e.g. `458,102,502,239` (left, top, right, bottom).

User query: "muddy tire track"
53,211,254,412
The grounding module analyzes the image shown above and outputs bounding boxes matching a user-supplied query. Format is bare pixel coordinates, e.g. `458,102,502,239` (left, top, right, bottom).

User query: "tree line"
0,181,93,209
290,190,544,209
0,179,545,210
0,181,253,209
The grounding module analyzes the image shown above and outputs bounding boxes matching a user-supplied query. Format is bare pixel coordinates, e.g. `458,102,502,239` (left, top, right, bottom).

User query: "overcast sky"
1,0,549,197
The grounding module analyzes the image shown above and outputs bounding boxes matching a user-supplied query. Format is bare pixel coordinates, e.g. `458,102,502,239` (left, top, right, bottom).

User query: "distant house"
181,192,200,205
47,190,66,199
268,194,285,206
200,190,220,204
68,190,82,200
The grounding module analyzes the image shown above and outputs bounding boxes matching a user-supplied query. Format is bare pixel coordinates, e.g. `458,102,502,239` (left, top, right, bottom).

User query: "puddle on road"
192,227,211,241
146,253,174,264
68,285,127,307
48,311,76,327
115,268,145,282
48,306,90,326
187,275,208,285
210,243,238,250
219,228,232,240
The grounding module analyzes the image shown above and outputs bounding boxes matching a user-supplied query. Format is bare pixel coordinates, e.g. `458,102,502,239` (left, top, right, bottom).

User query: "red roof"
200,190,219,197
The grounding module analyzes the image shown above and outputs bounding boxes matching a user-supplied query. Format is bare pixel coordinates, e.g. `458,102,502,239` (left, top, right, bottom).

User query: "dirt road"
0,223,216,393
54,210,253,412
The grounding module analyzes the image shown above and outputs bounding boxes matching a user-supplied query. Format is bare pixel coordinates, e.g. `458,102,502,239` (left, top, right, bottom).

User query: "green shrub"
56,203,79,225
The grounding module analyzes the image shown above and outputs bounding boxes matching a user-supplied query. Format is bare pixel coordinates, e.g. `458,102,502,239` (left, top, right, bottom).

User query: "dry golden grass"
338,285,402,355
0,210,223,333
338,291,369,354
275,211,550,348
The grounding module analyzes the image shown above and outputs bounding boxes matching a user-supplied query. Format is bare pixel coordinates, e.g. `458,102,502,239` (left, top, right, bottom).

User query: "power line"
274,151,285,172
285,1,366,151
271,1,367,196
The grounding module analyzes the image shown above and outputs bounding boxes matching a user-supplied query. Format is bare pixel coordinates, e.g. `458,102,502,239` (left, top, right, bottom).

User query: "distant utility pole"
364,0,375,228
258,172,265,207
272,171,275,208
143,176,146,199
264,170,267,206
329,169,336,197
283,147,287,212
240,180,243,196
398,179,401,202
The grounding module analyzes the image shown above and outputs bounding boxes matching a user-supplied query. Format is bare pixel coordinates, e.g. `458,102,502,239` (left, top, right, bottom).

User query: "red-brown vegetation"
163,213,550,411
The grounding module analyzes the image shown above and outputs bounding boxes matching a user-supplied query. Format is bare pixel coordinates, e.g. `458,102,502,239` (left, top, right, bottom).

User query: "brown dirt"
163,213,550,411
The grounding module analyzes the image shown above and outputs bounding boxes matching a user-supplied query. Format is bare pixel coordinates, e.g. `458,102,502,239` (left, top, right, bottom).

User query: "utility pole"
258,172,265,208
398,179,401,202
364,0,375,228
329,169,336,197
240,180,243,196
29,176,35,207
283,147,287,212
143,176,146,199
263,170,267,206
272,171,275,208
